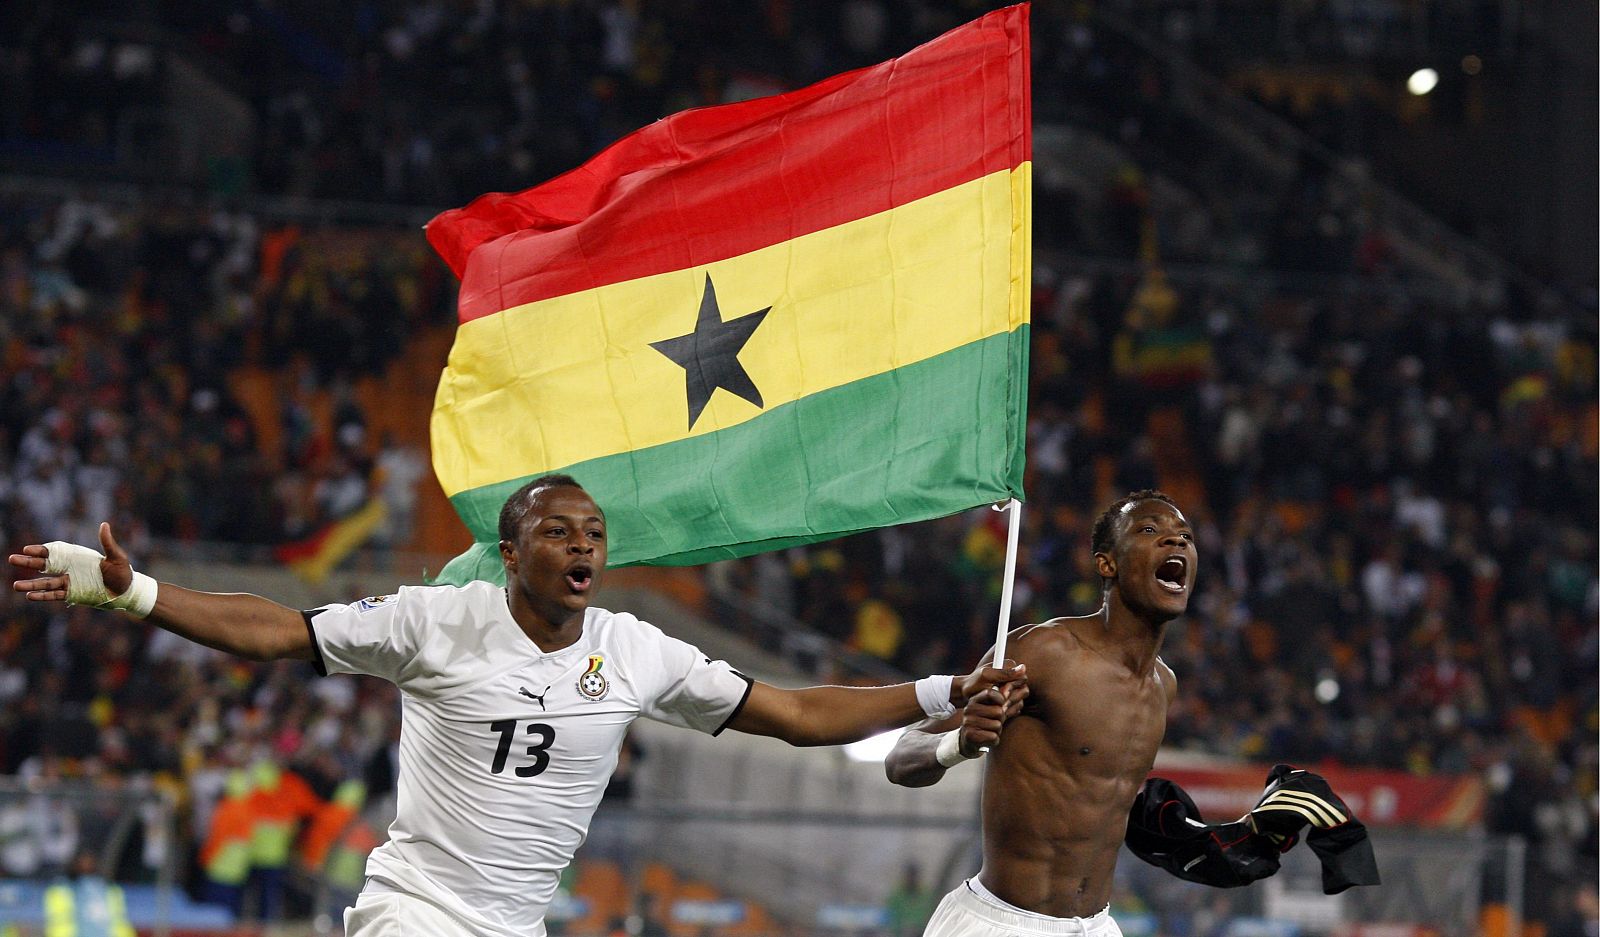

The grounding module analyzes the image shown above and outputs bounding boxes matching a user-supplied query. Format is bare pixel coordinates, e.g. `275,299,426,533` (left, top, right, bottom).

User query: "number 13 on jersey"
489,720,555,777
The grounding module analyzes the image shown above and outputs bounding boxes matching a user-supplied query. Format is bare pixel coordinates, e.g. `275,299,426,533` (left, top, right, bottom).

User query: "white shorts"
344,889,541,937
924,878,1124,937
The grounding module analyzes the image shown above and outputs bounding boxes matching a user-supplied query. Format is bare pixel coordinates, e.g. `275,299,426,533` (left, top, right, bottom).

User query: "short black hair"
1091,489,1181,556
497,474,590,542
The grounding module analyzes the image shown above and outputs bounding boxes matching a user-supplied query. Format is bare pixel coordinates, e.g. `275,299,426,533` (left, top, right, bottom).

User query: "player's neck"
1090,599,1167,674
506,592,587,652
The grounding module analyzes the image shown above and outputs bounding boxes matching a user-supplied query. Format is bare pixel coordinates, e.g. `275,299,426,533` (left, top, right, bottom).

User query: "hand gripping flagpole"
981,497,1023,753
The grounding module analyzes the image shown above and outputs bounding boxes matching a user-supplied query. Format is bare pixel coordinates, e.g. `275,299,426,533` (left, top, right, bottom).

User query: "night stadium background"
0,1,1594,936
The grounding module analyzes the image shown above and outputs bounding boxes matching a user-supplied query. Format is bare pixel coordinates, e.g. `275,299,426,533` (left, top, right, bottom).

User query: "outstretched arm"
10,523,315,662
886,641,1029,786
725,662,1025,748
885,676,1026,787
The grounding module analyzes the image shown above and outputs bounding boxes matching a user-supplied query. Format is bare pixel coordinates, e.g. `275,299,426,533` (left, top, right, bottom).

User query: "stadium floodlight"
1407,68,1439,96
843,727,907,762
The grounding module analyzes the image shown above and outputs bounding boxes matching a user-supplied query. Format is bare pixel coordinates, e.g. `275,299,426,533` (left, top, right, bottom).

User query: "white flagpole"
979,498,1023,754
990,498,1023,668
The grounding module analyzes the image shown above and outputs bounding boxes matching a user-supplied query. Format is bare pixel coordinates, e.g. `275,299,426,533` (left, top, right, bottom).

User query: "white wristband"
935,729,977,768
116,571,159,618
914,675,957,720
42,542,158,619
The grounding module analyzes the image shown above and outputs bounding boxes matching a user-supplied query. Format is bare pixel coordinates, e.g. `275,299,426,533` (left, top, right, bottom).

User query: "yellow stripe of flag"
432,164,1030,498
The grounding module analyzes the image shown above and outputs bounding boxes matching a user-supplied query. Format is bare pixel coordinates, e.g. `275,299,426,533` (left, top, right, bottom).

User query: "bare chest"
1034,668,1168,783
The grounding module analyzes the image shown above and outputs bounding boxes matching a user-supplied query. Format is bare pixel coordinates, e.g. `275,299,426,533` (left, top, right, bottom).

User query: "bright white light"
844,728,906,762
1315,677,1341,704
1407,68,1439,96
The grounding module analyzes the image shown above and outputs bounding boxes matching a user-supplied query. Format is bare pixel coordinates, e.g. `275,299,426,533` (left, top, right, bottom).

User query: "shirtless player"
886,489,1194,937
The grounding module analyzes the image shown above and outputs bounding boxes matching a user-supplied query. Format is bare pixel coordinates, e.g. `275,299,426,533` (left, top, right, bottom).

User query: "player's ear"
499,539,517,571
1094,550,1115,580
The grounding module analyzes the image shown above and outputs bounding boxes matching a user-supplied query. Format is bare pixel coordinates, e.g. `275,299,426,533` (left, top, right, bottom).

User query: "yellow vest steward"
43,879,136,937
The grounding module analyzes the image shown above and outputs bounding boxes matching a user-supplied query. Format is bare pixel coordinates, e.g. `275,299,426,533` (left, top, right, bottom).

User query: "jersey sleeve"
304,589,423,684
637,627,753,736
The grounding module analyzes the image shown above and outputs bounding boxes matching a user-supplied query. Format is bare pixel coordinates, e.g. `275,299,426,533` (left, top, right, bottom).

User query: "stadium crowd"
0,193,445,919
0,0,1474,273
0,0,1594,933
0,194,450,549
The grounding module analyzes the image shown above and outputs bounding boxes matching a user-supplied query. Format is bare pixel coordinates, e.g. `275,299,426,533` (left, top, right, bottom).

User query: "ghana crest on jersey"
577,654,610,701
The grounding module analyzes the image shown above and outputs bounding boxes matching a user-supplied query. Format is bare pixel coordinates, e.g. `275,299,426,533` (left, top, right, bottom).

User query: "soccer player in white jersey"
11,474,1026,937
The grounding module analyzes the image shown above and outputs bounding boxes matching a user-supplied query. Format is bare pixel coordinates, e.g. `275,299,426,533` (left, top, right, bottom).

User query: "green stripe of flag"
434,327,1028,585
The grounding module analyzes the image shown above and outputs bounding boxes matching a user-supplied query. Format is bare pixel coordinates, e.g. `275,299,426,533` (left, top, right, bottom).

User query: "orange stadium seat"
723,899,776,937
571,859,630,933
640,860,678,901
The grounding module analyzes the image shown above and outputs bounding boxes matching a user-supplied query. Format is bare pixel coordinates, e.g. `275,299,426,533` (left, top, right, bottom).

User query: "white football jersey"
307,581,752,936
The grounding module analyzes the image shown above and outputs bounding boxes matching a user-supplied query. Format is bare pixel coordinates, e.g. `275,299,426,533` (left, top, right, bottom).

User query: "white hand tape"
41,541,157,618
935,729,979,768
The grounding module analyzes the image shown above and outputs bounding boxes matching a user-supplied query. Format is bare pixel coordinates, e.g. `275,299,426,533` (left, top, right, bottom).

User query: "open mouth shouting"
564,562,595,594
1154,555,1189,594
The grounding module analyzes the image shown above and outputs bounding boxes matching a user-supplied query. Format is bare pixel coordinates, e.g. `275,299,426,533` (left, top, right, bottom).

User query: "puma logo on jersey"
519,685,551,710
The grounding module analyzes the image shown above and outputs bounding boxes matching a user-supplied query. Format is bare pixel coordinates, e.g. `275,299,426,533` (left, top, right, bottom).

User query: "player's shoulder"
1007,616,1087,657
451,579,507,604
1154,655,1178,697
387,579,502,609
337,581,509,624
1003,616,1120,681
583,606,657,642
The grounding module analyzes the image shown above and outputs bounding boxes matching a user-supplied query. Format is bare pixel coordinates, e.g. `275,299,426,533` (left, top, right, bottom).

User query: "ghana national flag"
426,3,1032,583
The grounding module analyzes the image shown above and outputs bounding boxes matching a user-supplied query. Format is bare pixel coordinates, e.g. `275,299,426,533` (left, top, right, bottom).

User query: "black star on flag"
650,274,771,429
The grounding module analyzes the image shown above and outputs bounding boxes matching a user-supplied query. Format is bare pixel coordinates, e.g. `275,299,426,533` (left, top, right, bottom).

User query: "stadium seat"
571,859,630,933
640,861,678,902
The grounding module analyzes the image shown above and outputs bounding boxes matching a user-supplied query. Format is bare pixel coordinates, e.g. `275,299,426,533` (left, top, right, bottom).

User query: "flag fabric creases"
426,3,1032,583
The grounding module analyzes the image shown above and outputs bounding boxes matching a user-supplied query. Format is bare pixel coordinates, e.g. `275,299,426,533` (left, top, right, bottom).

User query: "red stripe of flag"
273,525,334,565
425,3,1030,323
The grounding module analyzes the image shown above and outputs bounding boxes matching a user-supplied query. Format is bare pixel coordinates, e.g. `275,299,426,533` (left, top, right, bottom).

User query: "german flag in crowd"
273,498,387,584
425,4,1032,583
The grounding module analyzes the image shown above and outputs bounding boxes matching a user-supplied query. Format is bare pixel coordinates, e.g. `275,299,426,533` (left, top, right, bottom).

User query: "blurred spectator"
602,730,645,804
0,193,449,555
299,778,377,903
43,850,138,937
885,862,939,937
244,759,319,921
200,769,254,917
372,432,427,550
848,585,905,666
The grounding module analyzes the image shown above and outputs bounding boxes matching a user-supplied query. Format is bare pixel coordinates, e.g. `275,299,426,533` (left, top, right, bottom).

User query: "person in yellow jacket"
299,780,381,910
299,779,363,872
42,852,136,937
199,769,254,917
245,759,320,921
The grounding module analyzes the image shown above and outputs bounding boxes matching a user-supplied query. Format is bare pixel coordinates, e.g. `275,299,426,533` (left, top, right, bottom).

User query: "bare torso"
977,618,1174,916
